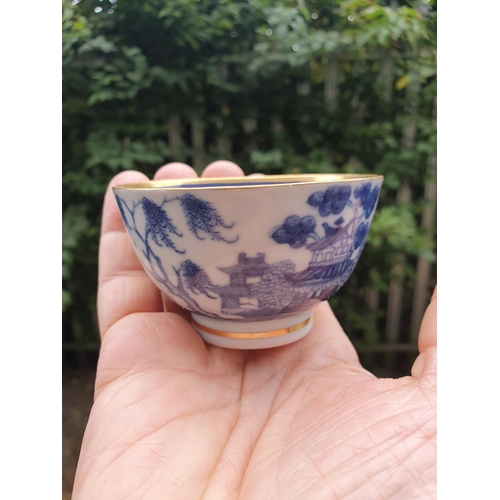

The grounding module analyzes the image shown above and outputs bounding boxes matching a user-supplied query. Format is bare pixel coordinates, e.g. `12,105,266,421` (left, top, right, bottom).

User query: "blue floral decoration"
180,194,238,243
114,193,240,318
180,260,217,299
307,185,352,217
142,198,184,253
354,221,369,249
354,183,380,219
272,215,317,248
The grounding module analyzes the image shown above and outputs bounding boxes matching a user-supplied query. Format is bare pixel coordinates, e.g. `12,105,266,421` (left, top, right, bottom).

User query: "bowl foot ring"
191,310,313,349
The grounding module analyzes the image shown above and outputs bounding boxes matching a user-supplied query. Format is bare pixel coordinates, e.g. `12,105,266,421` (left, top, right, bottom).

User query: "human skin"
73,161,437,500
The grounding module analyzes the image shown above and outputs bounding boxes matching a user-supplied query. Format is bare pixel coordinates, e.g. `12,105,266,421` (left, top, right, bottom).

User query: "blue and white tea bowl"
113,174,383,349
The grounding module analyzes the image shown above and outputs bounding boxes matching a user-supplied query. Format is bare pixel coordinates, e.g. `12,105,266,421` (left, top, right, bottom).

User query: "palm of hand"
73,162,436,500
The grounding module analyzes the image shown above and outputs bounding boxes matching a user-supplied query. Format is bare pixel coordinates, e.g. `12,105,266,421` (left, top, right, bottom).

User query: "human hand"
73,161,436,500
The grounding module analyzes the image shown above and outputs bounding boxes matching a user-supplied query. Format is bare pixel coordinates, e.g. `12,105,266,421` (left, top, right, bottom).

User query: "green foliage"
250,149,284,171
63,0,436,359
85,130,170,171
368,205,434,258
62,206,88,311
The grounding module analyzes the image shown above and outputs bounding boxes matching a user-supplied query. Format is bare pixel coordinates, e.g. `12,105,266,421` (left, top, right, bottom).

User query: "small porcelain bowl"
113,174,383,349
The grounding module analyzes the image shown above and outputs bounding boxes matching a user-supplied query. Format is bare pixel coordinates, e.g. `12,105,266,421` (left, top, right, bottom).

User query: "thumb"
411,286,437,384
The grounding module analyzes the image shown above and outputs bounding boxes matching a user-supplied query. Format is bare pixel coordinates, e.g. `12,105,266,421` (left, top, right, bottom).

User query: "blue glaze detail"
116,181,379,320
114,193,239,316
179,260,217,299
354,183,380,218
176,247,364,320
171,181,380,318
174,178,376,318
142,198,184,254
179,194,238,242
272,215,318,248
307,185,352,217
354,221,369,250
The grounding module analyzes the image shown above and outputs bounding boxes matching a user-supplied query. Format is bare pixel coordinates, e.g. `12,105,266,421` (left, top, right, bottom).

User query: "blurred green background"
62,0,436,377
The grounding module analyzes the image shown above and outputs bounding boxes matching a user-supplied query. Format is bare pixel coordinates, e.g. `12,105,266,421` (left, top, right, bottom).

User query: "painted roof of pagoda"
306,218,356,251
218,252,271,276
284,265,335,284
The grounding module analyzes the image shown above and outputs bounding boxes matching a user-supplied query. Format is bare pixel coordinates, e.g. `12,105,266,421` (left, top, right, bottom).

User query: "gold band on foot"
191,316,312,339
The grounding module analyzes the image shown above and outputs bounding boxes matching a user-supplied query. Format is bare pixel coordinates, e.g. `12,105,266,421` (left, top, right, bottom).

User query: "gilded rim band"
113,173,383,191
191,317,311,339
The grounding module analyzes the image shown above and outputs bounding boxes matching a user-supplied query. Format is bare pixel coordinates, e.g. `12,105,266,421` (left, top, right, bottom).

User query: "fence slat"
215,117,231,158
191,118,205,172
385,180,412,342
167,114,182,158
385,55,421,343
324,57,340,113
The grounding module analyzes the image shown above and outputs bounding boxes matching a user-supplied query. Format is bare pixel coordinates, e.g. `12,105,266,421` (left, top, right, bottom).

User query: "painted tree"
115,193,237,313
253,260,297,310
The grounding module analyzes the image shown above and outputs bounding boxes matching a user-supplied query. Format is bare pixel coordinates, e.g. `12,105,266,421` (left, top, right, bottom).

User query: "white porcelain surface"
113,174,383,347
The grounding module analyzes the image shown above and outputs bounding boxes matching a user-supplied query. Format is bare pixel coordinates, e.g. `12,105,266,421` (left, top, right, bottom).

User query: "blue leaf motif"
354,221,369,249
325,185,351,214
180,194,238,243
180,260,217,299
354,183,380,219
307,186,351,217
141,197,184,253
272,215,316,248
307,192,324,207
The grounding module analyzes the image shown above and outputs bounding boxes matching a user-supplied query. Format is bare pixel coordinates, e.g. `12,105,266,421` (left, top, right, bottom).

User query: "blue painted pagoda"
286,218,356,298
217,252,271,314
